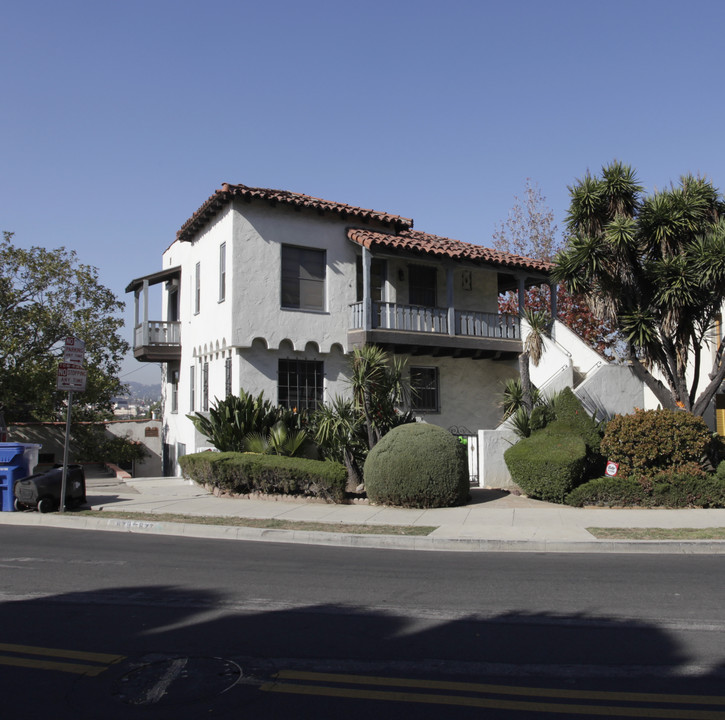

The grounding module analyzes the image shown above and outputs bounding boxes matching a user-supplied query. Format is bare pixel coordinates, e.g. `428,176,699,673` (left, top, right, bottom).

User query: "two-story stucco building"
127,183,554,476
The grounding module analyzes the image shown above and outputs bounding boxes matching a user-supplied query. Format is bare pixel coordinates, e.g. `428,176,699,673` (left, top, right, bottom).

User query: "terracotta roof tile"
177,183,413,242
348,228,552,274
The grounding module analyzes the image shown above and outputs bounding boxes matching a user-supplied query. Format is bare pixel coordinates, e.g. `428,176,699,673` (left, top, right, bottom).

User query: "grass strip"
587,527,725,540
67,509,436,536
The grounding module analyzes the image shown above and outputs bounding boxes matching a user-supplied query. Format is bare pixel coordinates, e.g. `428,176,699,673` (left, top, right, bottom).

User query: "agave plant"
243,421,313,457
187,389,299,452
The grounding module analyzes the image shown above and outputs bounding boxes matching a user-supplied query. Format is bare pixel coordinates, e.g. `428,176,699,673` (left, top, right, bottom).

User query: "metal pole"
60,390,73,513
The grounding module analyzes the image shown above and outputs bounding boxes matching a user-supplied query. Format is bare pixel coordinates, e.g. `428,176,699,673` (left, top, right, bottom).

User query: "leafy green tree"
553,162,725,416
0,231,129,421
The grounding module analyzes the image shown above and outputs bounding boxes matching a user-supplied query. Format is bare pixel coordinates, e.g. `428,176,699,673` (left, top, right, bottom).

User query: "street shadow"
3,579,725,719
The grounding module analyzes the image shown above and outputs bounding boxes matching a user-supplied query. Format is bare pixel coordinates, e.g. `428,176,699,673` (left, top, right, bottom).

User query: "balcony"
348,301,521,359
133,321,181,362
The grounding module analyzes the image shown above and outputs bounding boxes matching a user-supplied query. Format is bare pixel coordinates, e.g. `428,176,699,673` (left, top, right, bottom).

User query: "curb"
2,512,725,554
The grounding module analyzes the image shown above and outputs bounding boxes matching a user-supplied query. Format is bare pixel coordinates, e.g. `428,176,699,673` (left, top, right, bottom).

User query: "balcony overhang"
126,266,181,294
348,329,520,360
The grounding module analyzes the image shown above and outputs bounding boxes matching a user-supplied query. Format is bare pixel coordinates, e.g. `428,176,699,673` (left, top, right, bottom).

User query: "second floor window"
219,243,226,302
281,245,325,311
194,262,201,314
409,264,437,307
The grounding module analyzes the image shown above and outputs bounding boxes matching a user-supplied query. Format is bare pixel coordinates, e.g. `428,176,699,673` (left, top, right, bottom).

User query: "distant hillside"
123,381,162,402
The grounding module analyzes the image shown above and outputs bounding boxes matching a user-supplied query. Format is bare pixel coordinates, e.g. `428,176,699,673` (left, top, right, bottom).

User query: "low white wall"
479,428,519,489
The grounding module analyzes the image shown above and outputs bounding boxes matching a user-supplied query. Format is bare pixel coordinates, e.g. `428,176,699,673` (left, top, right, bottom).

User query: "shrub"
565,477,648,507
504,424,587,503
550,387,603,455
363,423,469,508
179,451,347,503
566,472,725,508
600,408,713,479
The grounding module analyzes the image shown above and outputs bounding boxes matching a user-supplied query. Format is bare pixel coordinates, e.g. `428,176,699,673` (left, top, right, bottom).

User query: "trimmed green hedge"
179,451,347,503
504,423,587,503
566,473,725,508
364,423,469,508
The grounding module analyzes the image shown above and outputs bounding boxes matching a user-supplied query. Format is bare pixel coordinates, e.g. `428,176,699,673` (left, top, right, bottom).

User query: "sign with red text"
63,336,85,366
57,363,87,392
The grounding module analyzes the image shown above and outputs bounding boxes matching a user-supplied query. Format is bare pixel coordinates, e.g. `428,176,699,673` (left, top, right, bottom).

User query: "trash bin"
14,464,86,513
0,442,41,512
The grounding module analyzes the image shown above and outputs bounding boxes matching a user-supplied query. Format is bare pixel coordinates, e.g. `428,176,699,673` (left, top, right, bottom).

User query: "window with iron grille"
410,366,439,412
202,361,209,412
281,245,326,311
225,357,232,398
190,365,195,411
278,359,323,411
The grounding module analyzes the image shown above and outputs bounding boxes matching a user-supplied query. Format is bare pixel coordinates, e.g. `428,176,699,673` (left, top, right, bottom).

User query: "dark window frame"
278,359,324,411
281,245,326,311
219,242,226,302
408,264,437,307
410,366,440,413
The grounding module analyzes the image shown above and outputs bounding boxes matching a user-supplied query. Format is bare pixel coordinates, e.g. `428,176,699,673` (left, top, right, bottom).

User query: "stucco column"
362,246,372,330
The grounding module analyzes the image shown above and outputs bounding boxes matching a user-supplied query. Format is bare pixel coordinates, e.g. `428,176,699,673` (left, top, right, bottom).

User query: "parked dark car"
14,464,87,512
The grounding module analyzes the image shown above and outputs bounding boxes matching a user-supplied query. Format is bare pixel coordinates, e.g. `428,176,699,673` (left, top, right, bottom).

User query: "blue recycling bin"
0,442,41,511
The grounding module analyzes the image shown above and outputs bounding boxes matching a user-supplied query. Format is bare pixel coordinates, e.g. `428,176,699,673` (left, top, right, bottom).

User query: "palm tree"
554,161,725,415
349,345,411,449
519,308,550,413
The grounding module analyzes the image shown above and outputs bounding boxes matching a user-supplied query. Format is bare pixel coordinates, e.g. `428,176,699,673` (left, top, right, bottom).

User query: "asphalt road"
1,525,724,719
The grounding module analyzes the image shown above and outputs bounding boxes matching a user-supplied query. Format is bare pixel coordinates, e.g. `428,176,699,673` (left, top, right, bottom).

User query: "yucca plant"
243,421,313,457
187,389,300,452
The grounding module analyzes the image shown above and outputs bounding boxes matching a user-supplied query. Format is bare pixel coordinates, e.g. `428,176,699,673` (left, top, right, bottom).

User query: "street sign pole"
60,390,73,513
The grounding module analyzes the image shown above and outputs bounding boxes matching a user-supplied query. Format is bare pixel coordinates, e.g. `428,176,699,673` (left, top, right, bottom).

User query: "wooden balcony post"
549,281,558,318
142,279,150,347
446,266,455,336
362,246,372,330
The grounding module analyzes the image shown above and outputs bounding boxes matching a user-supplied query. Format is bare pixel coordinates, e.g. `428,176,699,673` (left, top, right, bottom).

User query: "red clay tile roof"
177,183,413,242
348,228,552,274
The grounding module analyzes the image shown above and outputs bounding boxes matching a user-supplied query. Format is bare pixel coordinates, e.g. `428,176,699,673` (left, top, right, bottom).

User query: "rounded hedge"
363,423,469,508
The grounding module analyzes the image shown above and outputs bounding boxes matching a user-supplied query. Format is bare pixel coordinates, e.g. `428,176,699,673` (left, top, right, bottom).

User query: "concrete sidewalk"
3,473,725,553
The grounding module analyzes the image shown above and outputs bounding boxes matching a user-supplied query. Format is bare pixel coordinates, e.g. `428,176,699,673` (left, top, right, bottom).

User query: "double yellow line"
261,670,725,718
0,642,124,677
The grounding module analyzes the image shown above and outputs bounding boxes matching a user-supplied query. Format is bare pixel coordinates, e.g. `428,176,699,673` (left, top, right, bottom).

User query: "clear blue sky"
3,0,724,386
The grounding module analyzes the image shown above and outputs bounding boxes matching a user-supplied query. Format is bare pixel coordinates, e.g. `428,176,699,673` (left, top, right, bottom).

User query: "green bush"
566,472,725,508
504,423,587,503
600,408,712,480
363,423,469,508
179,451,347,503
565,477,647,507
550,387,603,455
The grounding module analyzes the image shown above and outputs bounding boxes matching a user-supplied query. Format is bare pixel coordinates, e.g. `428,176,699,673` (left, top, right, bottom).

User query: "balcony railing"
350,302,520,340
133,321,181,362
